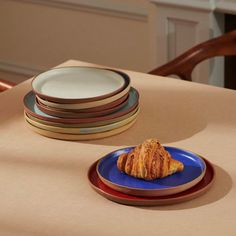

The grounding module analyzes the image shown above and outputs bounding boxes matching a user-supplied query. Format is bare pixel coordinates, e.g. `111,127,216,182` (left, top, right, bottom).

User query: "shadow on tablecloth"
136,164,232,210
83,86,209,146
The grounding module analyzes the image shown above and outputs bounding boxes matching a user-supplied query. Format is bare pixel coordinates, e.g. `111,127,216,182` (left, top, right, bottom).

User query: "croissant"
117,139,184,180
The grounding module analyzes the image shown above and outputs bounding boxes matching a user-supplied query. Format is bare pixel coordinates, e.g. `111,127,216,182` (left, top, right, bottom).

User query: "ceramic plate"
25,117,137,141
24,108,139,134
24,106,139,128
88,158,215,206
36,92,129,114
36,82,130,110
23,87,139,124
32,67,130,103
97,147,206,197
36,94,129,118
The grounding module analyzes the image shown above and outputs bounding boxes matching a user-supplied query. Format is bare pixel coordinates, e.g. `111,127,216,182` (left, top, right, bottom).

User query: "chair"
149,29,236,81
0,78,16,92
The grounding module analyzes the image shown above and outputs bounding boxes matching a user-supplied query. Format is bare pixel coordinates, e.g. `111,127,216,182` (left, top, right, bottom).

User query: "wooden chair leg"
0,79,16,92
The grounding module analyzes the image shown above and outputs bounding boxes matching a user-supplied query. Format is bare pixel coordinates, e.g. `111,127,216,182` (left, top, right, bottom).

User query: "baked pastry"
117,139,184,180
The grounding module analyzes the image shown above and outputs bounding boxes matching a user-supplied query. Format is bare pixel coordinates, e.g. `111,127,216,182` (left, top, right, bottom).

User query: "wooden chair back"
149,30,236,81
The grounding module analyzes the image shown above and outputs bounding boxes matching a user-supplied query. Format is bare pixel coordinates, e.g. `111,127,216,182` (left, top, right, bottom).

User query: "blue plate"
97,146,206,197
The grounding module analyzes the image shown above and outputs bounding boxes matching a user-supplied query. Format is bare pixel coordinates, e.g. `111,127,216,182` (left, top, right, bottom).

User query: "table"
1,60,236,236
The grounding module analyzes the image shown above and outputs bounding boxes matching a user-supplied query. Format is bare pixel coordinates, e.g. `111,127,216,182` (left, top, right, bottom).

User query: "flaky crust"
117,139,184,180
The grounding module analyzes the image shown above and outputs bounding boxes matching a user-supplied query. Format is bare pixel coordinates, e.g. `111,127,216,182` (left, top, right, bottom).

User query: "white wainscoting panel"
149,1,225,86
167,18,198,61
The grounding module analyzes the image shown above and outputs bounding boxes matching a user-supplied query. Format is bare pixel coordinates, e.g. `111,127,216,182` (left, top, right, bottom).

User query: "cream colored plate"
25,118,137,141
32,67,126,101
36,84,130,109
24,108,139,134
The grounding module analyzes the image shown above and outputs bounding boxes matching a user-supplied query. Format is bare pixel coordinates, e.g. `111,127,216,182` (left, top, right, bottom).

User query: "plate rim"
24,106,139,127
35,92,129,118
88,158,215,206
23,88,139,124
25,117,137,141
35,82,130,109
36,93,129,115
24,108,139,134
31,66,130,104
96,146,206,197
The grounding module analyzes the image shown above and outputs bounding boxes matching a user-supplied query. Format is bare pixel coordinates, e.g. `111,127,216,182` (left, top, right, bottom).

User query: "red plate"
88,158,215,206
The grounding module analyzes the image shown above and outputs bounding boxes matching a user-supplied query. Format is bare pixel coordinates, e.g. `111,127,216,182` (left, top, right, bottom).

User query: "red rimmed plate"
35,93,129,118
24,106,139,128
25,117,138,141
36,92,129,113
23,87,139,124
36,82,130,110
32,67,130,104
88,158,215,206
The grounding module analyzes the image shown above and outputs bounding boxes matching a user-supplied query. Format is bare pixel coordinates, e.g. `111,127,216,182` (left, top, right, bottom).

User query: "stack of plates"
23,67,140,140
88,146,215,206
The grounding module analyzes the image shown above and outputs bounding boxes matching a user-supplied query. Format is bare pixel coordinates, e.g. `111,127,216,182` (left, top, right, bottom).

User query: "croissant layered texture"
117,139,184,180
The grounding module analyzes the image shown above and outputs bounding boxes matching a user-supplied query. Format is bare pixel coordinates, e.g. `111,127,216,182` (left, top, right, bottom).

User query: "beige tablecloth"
0,60,236,236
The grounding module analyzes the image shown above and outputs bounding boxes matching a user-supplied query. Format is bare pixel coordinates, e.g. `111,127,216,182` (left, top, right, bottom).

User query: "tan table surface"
1,60,236,236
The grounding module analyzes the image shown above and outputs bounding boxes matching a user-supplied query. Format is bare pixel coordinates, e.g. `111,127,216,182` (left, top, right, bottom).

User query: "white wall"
0,0,151,82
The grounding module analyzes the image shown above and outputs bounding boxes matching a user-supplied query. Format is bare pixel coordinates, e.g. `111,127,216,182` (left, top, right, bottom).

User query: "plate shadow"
137,165,232,210
81,87,207,146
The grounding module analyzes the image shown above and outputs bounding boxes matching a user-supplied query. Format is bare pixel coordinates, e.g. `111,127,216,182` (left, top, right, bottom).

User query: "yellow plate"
24,108,139,134
25,118,137,141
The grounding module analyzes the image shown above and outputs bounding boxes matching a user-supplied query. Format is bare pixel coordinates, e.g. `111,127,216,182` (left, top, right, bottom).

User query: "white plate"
32,67,129,103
